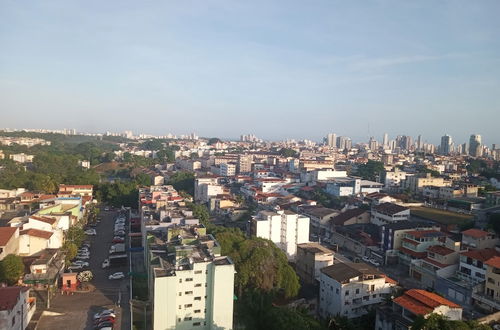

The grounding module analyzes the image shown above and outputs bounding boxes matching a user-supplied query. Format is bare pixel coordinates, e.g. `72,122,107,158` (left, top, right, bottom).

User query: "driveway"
37,209,130,330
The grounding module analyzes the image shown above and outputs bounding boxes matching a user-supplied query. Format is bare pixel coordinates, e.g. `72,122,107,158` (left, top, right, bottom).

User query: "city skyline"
1,1,500,143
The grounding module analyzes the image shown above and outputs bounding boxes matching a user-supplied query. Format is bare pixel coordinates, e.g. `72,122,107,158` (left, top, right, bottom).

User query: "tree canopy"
355,160,385,181
167,171,195,196
412,314,491,330
279,148,299,158
0,254,24,285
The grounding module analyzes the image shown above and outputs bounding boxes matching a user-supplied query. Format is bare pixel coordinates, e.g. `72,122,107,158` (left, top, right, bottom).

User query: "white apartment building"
219,163,236,177
383,169,409,189
319,262,396,319
0,286,36,330
251,210,309,260
194,177,223,203
148,227,235,330
370,203,410,227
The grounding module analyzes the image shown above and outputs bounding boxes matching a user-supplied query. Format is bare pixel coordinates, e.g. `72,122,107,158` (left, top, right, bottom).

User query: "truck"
108,254,127,267
109,243,126,254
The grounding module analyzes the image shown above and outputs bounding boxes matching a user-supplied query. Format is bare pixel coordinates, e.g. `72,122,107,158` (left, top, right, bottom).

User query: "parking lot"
37,209,130,330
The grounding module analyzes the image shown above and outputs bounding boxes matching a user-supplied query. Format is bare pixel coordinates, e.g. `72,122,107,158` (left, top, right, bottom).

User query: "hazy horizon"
1,1,499,145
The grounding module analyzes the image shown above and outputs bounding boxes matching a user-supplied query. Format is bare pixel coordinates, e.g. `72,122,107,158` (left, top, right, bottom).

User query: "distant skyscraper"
382,133,388,148
469,134,482,157
327,133,337,147
440,134,452,155
416,135,422,151
369,137,378,151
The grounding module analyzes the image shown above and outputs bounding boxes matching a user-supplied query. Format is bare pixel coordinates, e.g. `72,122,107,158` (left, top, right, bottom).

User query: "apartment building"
219,163,236,177
479,256,500,311
319,262,397,319
403,173,451,193
296,243,334,285
409,245,459,289
194,177,223,203
0,227,19,260
146,225,234,330
457,248,500,283
383,168,410,189
251,210,309,260
370,203,410,227
376,289,462,330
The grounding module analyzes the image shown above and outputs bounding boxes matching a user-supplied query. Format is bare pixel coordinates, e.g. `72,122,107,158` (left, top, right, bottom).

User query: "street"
37,209,131,330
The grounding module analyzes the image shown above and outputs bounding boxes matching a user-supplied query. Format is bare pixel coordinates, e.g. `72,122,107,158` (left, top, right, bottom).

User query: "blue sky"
1,0,499,145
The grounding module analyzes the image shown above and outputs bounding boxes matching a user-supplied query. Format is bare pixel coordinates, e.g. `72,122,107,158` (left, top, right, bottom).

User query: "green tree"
167,171,195,196
66,226,86,247
488,213,500,235
355,160,384,181
412,314,491,330
208,138,221,145
0,254,25,285
279,148,298,158
62,241,78,264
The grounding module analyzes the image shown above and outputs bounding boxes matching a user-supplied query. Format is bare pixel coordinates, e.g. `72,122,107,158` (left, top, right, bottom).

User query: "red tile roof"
394,289,461,316
406,230,445,239
422,257,448,268
427,245,455,256
402,238,419,246
399,246,427,259
460,248,500,262
20,228,53,239
30,216,56,225
485,256,500,269
462,228,491,239
0,227,17,246
0,287,28,311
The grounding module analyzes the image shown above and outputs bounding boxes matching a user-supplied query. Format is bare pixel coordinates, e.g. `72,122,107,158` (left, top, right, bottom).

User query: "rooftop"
330,208,367,226
462,228,492,239
461,248,500,262
393,289,461,316
0,287,28,311
373,202,409,216
0,227,17,246
297,242,334,255
320,262,385,283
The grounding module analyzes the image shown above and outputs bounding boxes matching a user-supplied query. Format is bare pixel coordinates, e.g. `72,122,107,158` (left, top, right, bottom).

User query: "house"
371,203,410,226
457,248,500,283
58,184,93,197
330,208,370,227
23,249,65,288
409,245,459,290
319,262,397,319
0,227,19,260
398,230,448,265
325,177,383,197
298,205,339,236
375,289,462,330
330,224,380,257
251,210,309,260
461,229,499,250
0,286,36,330
380,221,439,253
296,243,334,285
475,256,500,311
18,229,57,256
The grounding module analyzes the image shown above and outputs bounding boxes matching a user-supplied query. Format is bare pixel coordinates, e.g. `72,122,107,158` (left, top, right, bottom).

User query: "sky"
1,0,500,145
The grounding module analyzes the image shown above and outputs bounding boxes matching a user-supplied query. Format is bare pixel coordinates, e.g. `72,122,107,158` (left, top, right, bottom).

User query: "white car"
108,272,125,280
362,256,370,263
85,229,97,236
76,254,90,260
102,259,110,269
68,264,84,270
73,261,89,267
369,259,381,267
93,310,115,320
114,230,126,236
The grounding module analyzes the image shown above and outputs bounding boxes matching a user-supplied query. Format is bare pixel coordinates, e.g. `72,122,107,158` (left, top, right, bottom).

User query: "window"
12,316,15,326
178,292,182,296
345,290,349,296
178,318,181,323
195,270,202,274
186,278,193,282
355,289,360,294
185,291,193,295
194,309,201,313
194,297,202,301
179,279,182,283
195,283,202,287
372,294,377,298
193,322,201,326
370,285,375,292
178,305,181,309
184,317,192,321
363,295,369,301
184,304,192,308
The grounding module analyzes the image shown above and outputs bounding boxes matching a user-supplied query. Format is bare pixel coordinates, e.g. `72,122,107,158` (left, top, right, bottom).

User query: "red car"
112,238,124,243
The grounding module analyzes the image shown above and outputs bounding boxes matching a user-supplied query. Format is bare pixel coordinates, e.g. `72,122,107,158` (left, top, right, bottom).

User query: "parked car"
85,229,97,236
362,256,370,263
68,264,84,270
108,272,125,280
104,207,110,211
369,259,380,267
93,310,115,320
114,230,126,236
112,238,124,243
76,255,90,260
95,321,114,329
73,261,89,267
102,259,110,269
94,316,115,325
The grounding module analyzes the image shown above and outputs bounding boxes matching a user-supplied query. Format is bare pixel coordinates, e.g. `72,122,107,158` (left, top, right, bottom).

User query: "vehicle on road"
93,310,115,320
85,229,97,235
108,272,125,280
94,316,115,325
114,230,126,236
68,264,84,270
369,259,381,267
95,321,114,329
72,260,89,267
362,256,370,262
102,259,110,269
109,243,126,254
76,254,90,260
104,207,110,211
112,238,124,243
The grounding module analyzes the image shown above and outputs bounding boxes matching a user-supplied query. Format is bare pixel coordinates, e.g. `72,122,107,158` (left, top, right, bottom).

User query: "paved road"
37,209,130,330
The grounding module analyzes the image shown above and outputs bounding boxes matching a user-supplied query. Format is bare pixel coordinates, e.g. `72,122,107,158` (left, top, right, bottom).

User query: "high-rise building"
327,133,337,148
147,225,235,330
369,137,378,151
382,133,389,148
416,135,422,151
469,134,482,157
440,134,452,155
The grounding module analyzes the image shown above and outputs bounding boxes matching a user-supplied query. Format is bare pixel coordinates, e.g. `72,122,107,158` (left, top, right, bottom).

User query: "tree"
62,241,78,264
77,270,94,289
279,148,298,158
355,160,385,181
208,138,221,145
488,213,500,236
66,226,86,247
0,254,25,285
187,202,210,226
167,171,195,196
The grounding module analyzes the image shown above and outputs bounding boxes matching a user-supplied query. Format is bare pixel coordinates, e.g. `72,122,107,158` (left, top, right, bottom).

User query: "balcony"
472,292,500,311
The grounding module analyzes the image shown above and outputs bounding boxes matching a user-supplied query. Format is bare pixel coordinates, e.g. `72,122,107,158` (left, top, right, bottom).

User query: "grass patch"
410,207,473,225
